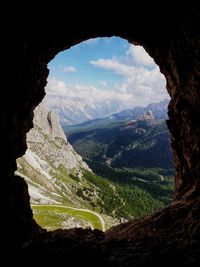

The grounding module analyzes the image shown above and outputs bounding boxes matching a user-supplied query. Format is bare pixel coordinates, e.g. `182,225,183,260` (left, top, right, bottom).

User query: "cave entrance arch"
3,2,200,263
18,37,174,232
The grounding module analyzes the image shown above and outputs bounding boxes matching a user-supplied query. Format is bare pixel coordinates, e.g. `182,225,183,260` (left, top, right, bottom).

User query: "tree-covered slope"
68,116,174,171
16,105,174,230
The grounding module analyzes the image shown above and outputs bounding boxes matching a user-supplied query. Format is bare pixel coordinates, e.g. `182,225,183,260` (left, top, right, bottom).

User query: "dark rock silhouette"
1,1,200,265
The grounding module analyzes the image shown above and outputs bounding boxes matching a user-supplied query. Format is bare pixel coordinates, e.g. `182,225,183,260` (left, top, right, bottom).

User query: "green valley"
67,112,175,219
17,103,174,231
16,103,120,231
32,205,105,231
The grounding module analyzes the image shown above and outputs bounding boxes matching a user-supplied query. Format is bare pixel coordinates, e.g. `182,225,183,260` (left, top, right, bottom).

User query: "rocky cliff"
16,103,120,230
16,102,91,205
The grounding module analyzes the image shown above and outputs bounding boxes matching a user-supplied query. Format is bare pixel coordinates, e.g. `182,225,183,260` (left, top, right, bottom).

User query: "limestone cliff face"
26,102,89,172
17,102,91,205
30,103,67,141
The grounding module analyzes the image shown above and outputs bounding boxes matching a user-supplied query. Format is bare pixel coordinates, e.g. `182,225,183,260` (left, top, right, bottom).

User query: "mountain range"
68,111,174,172
63,98,169,134
44,96,169,126
67,110,174,216
16,101,174,230
44,95,127,126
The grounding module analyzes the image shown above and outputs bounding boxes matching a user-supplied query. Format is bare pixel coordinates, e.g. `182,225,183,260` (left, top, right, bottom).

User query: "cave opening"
16,37,175,232
3,2,200,264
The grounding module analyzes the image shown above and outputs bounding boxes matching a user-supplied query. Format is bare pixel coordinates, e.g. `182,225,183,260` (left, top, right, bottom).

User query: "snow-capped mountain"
63,99,169,135
44,94,169,126
44,95,128,126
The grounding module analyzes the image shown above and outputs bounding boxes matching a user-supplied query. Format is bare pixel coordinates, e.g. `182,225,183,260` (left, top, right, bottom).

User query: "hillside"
68,112,174,171
16,103,120,230
17,103,91,206
63,98,169,134
16,103,174,230
67,111,175,216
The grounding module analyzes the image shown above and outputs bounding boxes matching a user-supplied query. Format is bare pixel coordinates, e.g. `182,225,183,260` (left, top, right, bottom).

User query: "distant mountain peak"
44,95,169,126
63,99,169,136
138,110,154,121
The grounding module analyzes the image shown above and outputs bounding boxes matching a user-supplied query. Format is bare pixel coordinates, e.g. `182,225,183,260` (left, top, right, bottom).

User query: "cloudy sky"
46,37,169,108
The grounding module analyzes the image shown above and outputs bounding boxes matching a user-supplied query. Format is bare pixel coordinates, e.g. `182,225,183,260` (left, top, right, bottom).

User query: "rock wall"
31,103,67,141
26,102,89,172
17,102,92,206
1,0,200,265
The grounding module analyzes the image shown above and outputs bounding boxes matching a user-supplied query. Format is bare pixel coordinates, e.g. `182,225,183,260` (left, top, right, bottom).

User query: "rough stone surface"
1,175,44,251
19,199,200,266
31,102,67,141
26,102,89,172
16,102,93,207
1,0,200,265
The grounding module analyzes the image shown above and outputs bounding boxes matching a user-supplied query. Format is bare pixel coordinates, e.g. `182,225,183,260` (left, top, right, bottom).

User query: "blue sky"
48,37,129,88
46,37,169,108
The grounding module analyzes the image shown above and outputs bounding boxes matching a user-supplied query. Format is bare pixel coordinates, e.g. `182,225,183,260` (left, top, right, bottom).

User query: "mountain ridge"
63,98,169,134
16,102,174,230
44,95,126,126
45,97,169,126
17,102,92,206
68,111,174,171
16,102,123,230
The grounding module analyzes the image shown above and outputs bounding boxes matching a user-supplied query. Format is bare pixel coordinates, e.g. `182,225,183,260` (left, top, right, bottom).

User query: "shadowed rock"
1,0,200,265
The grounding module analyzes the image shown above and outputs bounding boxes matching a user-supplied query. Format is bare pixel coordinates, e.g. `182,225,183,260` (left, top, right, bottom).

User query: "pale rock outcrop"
26,102,90,172
17,102,91,205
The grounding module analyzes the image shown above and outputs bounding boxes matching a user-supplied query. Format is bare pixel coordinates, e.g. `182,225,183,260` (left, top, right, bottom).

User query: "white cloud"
100,81,107,87
63,66,76,73
46,77,135,105
46,78,68,96
90,47,168,106
46,44,169,110
126,45,155,66
91,58,136,77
